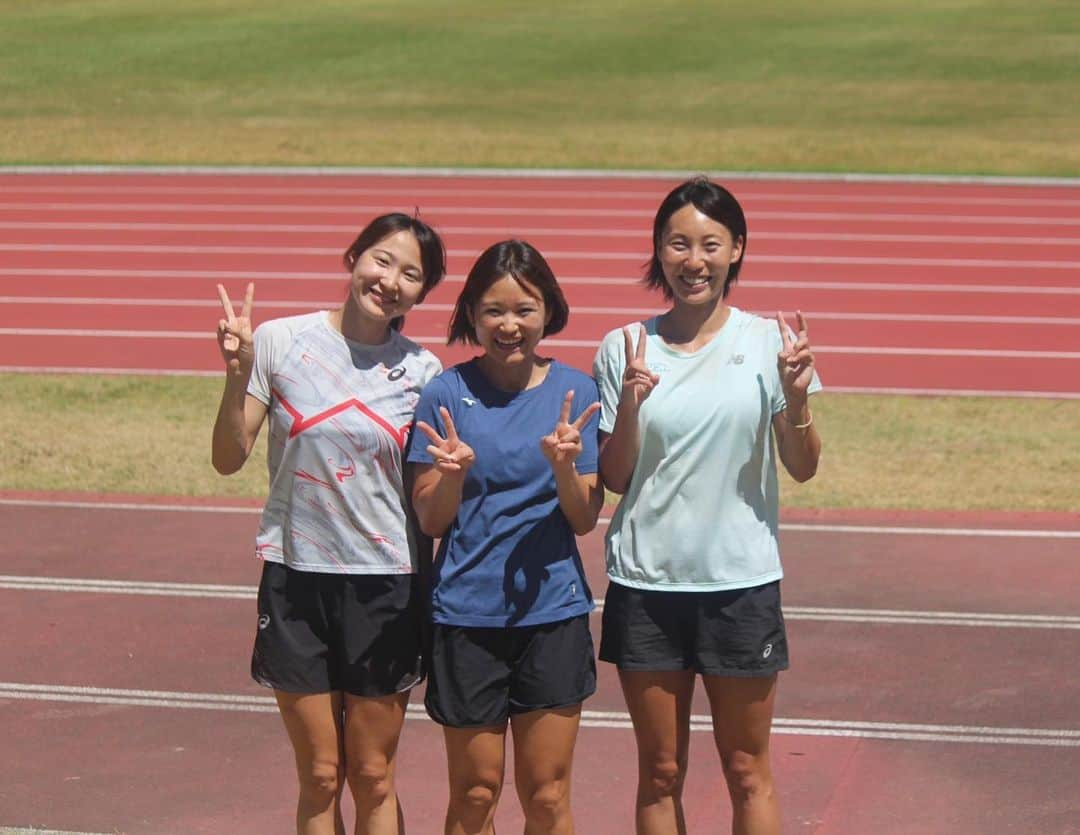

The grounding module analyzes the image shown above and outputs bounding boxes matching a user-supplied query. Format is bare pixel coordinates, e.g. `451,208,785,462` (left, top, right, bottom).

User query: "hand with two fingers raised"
416,407,476,476
620,323,660,410
540,390,601,470
216,282,256,377
776,310,815,404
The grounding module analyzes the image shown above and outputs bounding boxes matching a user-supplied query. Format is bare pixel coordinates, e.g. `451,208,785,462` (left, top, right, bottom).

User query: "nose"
685,247,706,268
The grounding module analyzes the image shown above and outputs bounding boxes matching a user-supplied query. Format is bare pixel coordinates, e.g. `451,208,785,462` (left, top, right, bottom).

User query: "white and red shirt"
247,312,441,574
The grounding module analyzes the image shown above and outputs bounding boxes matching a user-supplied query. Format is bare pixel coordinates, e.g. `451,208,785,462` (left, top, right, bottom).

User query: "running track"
1,497,1079,834
2,169,1080,397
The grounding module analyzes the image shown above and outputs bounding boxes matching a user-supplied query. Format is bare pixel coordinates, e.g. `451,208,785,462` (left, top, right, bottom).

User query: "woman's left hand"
540,390,600,469
776,311,815,401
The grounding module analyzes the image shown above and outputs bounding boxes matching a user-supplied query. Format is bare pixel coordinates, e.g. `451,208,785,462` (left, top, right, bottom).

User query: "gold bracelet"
786,410,813,430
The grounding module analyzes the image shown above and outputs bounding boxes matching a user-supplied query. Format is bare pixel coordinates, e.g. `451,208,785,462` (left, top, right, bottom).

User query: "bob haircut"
342,212,446,331
447,240,570,345
644,177,748,301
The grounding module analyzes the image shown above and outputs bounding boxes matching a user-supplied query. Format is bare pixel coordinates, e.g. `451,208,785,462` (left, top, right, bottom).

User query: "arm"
540,391,605,535
597,324,659,494
210,283,268,475
774,311,822,483
409,407,475,538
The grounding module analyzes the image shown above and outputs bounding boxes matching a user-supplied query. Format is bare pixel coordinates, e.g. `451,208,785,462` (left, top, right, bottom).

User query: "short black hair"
342,213,446,330
644,177,748,300
447,240,570,345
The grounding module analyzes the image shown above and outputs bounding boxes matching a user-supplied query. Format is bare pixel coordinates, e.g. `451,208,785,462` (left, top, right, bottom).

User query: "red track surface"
2,171,1079,396
2,497,1079,834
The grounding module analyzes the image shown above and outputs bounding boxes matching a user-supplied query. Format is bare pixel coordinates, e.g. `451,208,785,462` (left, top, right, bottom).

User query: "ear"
731,235,745,263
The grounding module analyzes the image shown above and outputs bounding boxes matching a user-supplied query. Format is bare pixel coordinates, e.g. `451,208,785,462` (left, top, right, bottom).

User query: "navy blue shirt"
407,359,600,627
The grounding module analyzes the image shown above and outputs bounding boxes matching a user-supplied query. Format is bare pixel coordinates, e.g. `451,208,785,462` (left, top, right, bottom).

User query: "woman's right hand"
416,407,476,476
621,323,660,409
216,283,255,377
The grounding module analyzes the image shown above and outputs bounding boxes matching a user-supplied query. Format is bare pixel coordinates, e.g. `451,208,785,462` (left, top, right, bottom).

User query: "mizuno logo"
462,397,477,407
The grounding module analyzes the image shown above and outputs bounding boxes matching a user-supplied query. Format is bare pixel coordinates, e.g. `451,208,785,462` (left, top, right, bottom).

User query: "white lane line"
3,498,1078,539
5,184,1080,209
5,296,1080,327
4,220,1080,247
2,682,1076,746
2,202,1080,227
4,267,1080,297
4,241,1080,271
4,575,1078,631
3,328,1078,359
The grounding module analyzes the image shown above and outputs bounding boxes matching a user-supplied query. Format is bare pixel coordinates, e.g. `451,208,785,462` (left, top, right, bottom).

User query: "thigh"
510,705,582,789
342,691,410,768
510,615,596,714
618,669,696,766
701,675,778,758
599,582,691,671
275,690,345,770
443,724,508,794
252,562,334,693
693,582,789,677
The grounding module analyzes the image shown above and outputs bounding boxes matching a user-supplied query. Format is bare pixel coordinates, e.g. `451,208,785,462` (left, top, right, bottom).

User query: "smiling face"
348,229,426,324
658,204,745,307
470,274,551,378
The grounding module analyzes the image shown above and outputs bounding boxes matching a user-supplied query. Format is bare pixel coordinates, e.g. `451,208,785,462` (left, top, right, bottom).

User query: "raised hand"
416,406,476,475
541,390,601,468
776,310,815,400
621,324,660,409
216,283,255,376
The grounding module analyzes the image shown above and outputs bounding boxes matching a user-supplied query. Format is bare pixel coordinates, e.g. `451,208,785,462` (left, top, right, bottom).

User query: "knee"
720,749,773,805
450,777,501,825
522,779,570,826
298,758,342,806
346,759,393,809
641,754,685,800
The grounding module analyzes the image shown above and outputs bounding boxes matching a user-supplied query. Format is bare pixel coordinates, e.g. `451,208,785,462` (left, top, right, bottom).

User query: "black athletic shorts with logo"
599,580,789,677
251,561,425,697
424,614,597,728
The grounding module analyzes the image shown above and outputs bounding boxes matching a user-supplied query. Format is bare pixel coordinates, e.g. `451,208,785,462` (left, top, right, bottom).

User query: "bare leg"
511,705,582,834
276,690,347,835
343,690,411,834
702,675,780,835
618,670,696,835
443,724,507,835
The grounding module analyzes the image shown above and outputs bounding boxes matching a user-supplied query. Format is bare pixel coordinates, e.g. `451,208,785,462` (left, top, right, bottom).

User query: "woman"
593,177,822,835
211,212,446,835
407,239,604,835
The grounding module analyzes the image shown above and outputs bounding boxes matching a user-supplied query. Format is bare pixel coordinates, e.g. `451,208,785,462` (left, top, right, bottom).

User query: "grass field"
3,374,1078,511
1,1,1077,512
1,0,1078,174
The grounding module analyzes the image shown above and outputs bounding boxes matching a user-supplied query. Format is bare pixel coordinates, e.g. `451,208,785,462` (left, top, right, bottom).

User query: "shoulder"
730,307,781,347
254,311,324,342
551,361,599,397
388,331,443,380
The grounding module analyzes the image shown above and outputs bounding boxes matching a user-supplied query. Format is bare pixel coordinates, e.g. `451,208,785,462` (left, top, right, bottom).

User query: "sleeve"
592,329,626,435
768,323,824,415
246,320,278,405
571,373,601,475
405,374,453,465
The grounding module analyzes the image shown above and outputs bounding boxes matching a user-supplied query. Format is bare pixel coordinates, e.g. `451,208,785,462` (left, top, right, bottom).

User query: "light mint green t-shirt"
593,307,822,591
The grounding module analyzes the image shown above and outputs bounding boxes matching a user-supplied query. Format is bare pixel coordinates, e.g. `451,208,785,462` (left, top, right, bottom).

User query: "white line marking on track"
4,241,1080,270
3,268,1080,296
4,575,1077,630
4,220,1080,247
3,498,1078,538
1,682,1076,745
4,328,1078,359
5,296,1080,327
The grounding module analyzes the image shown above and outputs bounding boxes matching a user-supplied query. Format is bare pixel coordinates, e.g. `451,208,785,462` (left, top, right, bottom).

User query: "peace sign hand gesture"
776,310,815,401
540,390,601,469
216,283,255,377
416,407,476,476
621,324,660,410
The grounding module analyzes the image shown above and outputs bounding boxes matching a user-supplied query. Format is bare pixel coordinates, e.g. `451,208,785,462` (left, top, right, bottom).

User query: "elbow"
212,453,241,476
790,461,818,483
415,507,447,539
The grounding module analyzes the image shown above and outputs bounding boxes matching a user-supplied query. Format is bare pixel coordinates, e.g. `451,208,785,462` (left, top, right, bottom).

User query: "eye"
374,256,390,267
403,270,423,283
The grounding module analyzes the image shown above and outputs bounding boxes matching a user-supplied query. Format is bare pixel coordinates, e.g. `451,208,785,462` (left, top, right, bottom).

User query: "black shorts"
251,561,425,697
424,615,597,728
599,580,789,677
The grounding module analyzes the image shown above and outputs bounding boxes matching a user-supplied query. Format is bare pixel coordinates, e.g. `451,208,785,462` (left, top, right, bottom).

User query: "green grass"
1,0,1078,174
2,374,1077,512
